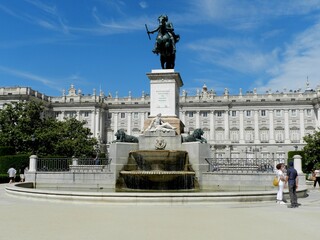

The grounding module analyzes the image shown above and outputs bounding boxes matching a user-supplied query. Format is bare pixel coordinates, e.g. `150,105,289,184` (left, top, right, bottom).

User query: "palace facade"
1,81,320,161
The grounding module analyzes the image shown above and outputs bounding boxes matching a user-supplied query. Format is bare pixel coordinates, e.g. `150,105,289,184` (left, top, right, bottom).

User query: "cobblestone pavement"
1,184,319,240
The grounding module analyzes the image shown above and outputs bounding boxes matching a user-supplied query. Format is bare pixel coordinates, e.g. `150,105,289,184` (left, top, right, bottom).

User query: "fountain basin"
127,150,189,171
117,150,197,191
120,170,195,182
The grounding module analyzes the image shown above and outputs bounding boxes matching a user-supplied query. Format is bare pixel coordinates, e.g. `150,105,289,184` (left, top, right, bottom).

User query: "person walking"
276,163,286,204
313,168,320,188
19,166,28,182
7,167,17,184
286,161,300,208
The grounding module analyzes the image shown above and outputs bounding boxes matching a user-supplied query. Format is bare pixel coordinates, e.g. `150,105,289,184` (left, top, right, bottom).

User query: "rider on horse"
147,14,179,55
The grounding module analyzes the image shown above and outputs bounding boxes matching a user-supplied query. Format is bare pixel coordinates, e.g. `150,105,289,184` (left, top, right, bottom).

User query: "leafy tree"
0,101,44,153
38,118,97,157
0,101,97,157
303,129,320,170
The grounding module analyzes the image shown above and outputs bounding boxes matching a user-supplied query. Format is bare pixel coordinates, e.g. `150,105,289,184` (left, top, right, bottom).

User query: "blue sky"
1,0,320,97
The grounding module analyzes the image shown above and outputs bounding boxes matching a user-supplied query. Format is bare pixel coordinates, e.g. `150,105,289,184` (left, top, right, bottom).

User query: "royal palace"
1,81,320,161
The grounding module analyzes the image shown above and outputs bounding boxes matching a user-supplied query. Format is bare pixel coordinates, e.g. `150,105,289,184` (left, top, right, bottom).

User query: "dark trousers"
314,177,320,187
288,184,298,206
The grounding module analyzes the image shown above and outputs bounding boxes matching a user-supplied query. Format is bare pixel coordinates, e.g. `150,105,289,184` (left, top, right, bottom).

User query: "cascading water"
116,150,197,191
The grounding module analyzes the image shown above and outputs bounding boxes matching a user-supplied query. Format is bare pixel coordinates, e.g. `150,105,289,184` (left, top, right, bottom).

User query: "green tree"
38,118,97,157
0,101,45,153
303,129,320,170
0,101,97,157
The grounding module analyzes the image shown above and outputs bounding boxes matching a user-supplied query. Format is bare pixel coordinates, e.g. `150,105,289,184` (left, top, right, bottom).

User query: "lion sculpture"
113,129,139,143
182,128,207,143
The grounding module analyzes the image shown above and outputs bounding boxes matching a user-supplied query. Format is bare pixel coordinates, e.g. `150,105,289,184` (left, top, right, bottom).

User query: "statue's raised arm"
146,14,180,69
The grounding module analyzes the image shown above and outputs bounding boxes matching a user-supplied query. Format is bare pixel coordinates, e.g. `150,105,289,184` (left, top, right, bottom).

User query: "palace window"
261,110,266,117
246,110,251,117
188,111,194,118
291,109,297,117
306,109,312,117
290,128,300,143
230,129,239,143
201,111,208,117
134,112,139,119
120,113,125,118
231,111,237,117
275,129,284,143
260,129,269,142
275,110,282,117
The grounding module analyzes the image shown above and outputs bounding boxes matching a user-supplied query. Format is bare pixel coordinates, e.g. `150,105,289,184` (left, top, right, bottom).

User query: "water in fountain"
116,150,198,191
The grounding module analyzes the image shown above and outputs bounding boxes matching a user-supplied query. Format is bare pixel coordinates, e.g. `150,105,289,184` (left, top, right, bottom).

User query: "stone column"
127,112,132,135
76,110,80,121
254,110,260,144
29,155,38,172
239,110,244,144
113,112,118,133
210,110,215,141
140,112,146,132
180,111,186,125
91,109,96,137
61,111,65,121
224,110,229,142
284,109,290,143
299,109,305,143
72,157,78,166
293,155,303,174
95,110,100,138
269,110,275,143
180,111,186,133
195,111,200,129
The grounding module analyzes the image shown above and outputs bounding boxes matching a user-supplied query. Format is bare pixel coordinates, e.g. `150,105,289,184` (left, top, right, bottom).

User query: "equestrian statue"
146,14,180,69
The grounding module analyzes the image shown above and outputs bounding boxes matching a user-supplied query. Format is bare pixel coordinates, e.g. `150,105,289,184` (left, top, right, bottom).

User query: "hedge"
0,173,20,184
0,154,30,175
0,146,15,156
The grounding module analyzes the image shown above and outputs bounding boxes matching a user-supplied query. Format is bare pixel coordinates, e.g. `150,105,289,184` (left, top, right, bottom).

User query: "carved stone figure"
145,113,176,133
182,128,207,143
146,14,180,69
113,129,139,143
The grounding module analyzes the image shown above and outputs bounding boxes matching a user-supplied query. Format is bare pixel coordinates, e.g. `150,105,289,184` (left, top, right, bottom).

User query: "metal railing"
36,158,112,172
205,158,277,173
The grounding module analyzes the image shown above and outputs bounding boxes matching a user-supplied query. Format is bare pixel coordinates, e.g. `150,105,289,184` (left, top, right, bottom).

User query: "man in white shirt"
7,167,16,184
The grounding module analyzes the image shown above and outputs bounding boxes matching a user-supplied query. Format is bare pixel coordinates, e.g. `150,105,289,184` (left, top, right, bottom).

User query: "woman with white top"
276,163,287,204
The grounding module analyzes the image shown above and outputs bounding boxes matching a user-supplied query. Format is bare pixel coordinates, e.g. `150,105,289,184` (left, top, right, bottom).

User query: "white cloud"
0,66,60,91
185,0,320,30
265,21,320,92
186,38,279,74
139,1,148,9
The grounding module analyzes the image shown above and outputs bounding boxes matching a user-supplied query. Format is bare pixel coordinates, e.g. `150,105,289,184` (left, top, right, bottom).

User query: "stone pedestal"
109,142,138,179
146,69,183,118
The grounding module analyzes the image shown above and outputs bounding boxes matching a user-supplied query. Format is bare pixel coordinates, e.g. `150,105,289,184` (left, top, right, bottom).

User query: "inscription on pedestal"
156,89,170,108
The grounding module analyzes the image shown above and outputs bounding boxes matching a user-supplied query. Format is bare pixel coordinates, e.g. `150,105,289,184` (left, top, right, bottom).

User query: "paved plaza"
0,184,319,240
